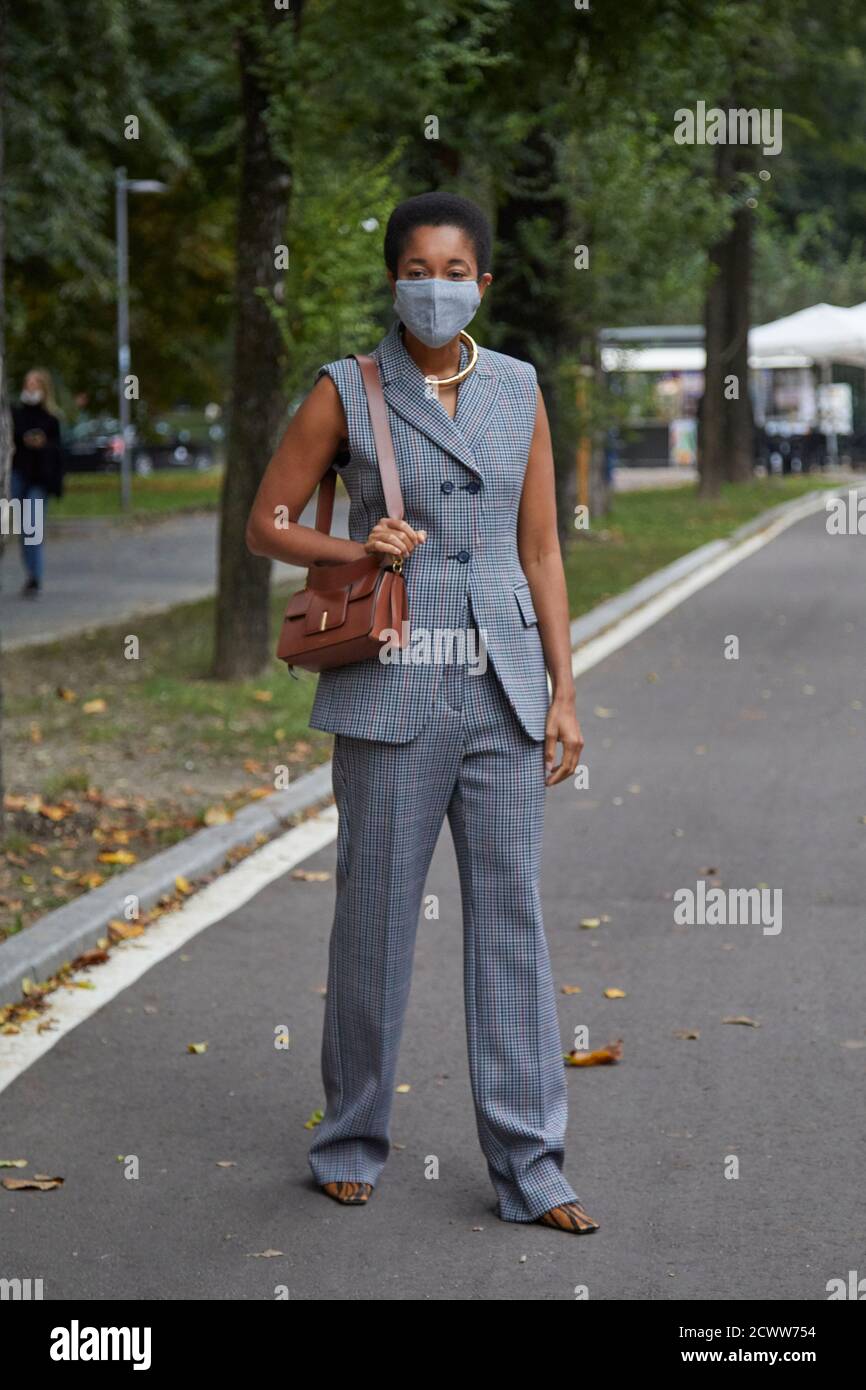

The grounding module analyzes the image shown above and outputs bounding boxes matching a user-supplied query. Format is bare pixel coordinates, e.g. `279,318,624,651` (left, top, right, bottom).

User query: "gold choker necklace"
427,330,478,388
400,328,478,389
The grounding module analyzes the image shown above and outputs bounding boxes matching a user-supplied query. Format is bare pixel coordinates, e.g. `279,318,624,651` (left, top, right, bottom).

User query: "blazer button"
456,549,470,563
441,480,455,494
466,480,481,494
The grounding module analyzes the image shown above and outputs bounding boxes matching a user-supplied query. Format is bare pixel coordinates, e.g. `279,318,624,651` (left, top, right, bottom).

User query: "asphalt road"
2,507,865,1300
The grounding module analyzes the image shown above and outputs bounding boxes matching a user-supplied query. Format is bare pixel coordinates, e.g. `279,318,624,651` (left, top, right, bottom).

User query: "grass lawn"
1,473,837,936
51,469,225,520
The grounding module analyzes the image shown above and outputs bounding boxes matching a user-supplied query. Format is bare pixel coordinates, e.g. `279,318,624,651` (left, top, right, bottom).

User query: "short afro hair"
384,192,492,278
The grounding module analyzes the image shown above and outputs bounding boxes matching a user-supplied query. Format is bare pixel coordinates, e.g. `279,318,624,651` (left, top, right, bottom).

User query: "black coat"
12,403,66,498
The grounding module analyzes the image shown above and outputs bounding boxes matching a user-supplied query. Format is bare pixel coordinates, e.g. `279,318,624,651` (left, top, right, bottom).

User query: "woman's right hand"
364,517,427,564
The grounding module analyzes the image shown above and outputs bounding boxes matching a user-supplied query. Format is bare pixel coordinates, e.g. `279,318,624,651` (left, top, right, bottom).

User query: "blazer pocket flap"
513,581,538,626
304,589,348,635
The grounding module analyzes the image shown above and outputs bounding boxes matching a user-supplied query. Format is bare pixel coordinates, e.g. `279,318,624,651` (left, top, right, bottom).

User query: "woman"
11,368,65,597
247,192,598,1234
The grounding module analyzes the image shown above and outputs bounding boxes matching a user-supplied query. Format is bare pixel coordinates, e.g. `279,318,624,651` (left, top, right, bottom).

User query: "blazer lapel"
374,321,498,480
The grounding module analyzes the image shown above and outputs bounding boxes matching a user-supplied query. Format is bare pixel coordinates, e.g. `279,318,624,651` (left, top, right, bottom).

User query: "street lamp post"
114,169,168,512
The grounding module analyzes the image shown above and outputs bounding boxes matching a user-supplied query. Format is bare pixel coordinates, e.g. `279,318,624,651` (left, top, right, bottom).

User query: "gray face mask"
21,389,43,405
393,278,481,349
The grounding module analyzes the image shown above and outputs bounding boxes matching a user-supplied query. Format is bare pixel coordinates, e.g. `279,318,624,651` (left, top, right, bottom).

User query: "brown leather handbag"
276,354,409,673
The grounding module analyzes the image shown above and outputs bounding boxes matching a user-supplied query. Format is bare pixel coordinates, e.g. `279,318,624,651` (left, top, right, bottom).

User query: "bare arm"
517,384,583,786
246,373,426,567
245,374,366,566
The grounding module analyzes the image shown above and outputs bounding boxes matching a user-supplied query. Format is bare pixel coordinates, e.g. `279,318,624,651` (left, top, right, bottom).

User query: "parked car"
64,417,126,473
63,414,219,475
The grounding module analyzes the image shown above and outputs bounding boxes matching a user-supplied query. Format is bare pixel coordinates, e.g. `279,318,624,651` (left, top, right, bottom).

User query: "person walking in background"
10,367,65,597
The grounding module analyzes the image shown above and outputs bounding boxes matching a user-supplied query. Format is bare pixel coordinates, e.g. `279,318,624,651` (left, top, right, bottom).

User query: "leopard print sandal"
535,1201,599,1233
321,1181,374,1205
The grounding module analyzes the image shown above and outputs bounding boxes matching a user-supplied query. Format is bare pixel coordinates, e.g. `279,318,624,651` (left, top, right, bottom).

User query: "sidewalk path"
1,507,864,1299
0,496,349,650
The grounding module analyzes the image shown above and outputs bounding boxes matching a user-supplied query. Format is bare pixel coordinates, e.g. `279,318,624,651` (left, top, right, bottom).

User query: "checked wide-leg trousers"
307,618,580,1222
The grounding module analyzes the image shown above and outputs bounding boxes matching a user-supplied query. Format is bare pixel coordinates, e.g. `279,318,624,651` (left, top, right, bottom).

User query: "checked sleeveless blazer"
308,320,550,744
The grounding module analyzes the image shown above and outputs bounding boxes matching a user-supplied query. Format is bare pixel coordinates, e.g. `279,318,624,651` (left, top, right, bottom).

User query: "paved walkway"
0,497,348,650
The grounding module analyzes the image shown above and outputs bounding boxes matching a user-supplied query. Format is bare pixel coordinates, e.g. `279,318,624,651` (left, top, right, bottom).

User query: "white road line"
0,494,831,1091
0,808,338,1094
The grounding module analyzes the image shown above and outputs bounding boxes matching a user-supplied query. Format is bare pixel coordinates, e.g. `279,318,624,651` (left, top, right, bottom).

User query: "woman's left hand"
544,698,584,786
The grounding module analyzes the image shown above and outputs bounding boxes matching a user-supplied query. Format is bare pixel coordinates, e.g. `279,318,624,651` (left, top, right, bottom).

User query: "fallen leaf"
247,1249,282,1257
175,876,193,895
107,919,144,940
722,1015,761,1027
97,850,137,866
580,917,601,929
291,869,331,882
56,686,77,702
0,1159,28,1168
564,1039,623,1067
82,698,107,715
187,1042,208,1054
672,1028,700,1040
75,949,108,968
2,1176,63,1191
561,984,582,995
252,690,273,703
593,706,615,719
304,1109,324,1130
603,987,627,999
78,872,104,889
395,1083,411,1093
203,805,232,826
216,1161,237,1168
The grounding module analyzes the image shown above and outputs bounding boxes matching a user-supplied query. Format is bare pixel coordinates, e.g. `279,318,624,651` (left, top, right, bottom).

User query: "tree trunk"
724,200,754,483
212,0,297,679
699,146,734,500
495,131,578,539
699,132,755,496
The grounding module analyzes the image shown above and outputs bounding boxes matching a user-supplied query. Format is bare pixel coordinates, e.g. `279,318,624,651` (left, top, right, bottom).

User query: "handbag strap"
313,353,404,535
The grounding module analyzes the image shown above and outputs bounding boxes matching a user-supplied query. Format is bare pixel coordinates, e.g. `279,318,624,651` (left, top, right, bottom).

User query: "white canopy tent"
601,302,866,464
601,303,866,371
749,303,866,368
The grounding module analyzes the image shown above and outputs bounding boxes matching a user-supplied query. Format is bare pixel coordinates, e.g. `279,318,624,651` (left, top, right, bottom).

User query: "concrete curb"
2,483,855,1008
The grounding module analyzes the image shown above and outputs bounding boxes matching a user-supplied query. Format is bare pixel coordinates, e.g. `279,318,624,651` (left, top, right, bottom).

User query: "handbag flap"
303,587,349,635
